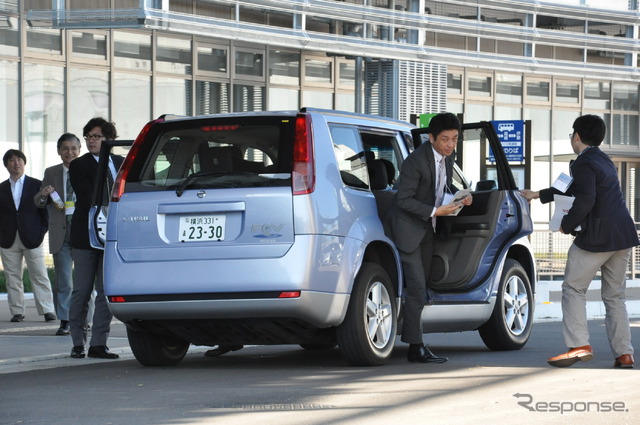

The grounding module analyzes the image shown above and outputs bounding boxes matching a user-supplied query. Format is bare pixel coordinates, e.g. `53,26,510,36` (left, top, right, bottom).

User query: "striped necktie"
433,157,446,231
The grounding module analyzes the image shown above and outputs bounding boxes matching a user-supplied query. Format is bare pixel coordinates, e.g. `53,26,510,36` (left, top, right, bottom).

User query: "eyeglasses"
85,134,104,140
569,132,574,139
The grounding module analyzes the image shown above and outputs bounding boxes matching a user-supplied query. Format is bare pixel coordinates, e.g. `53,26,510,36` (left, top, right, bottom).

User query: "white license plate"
179,215,226,242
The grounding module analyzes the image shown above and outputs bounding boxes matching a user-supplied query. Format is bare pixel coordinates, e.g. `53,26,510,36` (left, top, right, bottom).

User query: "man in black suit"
522,114,637,369
0,149,56,323
384,112,472,363
68,118,124,360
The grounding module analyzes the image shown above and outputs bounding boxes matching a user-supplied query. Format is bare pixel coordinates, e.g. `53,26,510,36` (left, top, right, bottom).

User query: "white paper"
550,194,581,232
552,172,573,193
443,188,471,216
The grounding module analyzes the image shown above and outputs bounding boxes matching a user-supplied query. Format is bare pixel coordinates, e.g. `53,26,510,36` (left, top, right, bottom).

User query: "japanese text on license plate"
179,215,225,242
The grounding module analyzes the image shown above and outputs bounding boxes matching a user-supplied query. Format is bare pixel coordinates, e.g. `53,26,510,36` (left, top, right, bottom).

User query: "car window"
133,118,294,191
451,165,470,192
361,132,402,187
329,125,369,189
459,126,504,191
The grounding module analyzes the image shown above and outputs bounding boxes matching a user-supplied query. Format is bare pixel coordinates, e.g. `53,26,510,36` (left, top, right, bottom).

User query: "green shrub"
0,268,56,293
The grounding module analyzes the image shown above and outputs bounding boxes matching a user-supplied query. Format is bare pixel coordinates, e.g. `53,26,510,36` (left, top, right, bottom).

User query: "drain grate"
214,403,334,411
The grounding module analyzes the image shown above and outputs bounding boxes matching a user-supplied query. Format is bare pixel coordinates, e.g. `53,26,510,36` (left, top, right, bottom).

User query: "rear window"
129,117,295,191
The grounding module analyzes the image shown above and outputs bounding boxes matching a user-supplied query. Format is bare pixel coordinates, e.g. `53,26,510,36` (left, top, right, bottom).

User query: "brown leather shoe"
547,345,593,368
614,354,634,368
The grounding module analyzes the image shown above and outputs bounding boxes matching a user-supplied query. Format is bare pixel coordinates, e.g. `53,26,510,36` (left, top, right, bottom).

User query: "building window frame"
466,71,493,101
68,29,109,66
553,78,582,108
302,54,334,89
232,45,265,82
524,76,552,106
195,40,229,79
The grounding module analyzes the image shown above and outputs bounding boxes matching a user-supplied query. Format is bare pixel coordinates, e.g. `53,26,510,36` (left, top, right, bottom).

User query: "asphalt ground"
0,290,639,425
1,279,639,368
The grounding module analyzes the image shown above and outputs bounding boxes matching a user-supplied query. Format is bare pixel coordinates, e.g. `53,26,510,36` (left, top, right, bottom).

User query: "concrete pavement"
1,278,639,369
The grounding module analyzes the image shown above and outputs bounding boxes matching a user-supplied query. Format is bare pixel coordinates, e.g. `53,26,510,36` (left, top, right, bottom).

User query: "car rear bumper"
108,290,350,328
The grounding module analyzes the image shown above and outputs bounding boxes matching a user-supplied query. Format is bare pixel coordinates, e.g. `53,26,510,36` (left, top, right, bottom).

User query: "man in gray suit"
385,112,472,363
35,133,82,335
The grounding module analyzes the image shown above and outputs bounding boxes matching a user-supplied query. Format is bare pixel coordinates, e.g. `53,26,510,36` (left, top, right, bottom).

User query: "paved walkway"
1,279,639,366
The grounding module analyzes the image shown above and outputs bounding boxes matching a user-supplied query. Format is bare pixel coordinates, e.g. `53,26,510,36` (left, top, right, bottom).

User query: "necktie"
66,171,74,224
66,172,74,203
433,157,446,231
435,157,446,208
104,162,115,204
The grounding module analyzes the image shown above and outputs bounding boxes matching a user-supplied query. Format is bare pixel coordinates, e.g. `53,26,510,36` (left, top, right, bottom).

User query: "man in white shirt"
0,149,56,323
35,134,82,335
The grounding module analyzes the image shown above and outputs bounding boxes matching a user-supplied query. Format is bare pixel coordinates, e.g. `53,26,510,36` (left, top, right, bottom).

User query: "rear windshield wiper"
175,171,229,197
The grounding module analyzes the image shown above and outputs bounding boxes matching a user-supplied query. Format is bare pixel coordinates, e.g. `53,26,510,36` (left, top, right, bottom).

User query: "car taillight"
292,113,315,195
111,118,161,202
278,291,301,298
201,124,239,131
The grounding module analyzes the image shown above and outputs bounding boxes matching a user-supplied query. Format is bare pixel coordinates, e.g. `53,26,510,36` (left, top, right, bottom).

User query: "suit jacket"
34,163,67,255
69,152,124,250
0,175,49,249
384,142,453,253
540,146,639,252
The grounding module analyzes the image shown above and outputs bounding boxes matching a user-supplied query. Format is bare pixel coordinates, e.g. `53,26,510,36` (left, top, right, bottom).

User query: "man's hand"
461,194,473,206
435,202,462,216
39,185,55,198
520,189,539,201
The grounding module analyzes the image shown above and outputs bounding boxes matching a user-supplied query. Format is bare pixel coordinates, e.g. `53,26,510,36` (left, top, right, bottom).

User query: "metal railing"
530,227,640,280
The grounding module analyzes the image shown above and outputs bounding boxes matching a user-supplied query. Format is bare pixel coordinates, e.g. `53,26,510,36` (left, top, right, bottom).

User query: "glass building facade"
2,0,640,225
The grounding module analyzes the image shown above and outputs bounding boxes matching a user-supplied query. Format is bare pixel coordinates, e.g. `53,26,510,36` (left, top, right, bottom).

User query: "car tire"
127,327,190,366
336,262,397,366
478,258,533,351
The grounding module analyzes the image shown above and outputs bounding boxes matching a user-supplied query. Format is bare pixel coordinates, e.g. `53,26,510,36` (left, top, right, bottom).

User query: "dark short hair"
83,117,118,140
428,112,461,139
3,149,26,167
57,133,81,150
573,114,606,146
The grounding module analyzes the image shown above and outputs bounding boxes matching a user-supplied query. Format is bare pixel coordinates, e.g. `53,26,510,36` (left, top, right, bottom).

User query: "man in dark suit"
68,118,124,360
522,114,637,369
384,112,472,363
0,149,56,323
34,133,82,335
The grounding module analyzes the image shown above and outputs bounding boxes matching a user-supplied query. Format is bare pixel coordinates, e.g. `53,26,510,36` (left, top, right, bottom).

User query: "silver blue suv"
91,108,536,366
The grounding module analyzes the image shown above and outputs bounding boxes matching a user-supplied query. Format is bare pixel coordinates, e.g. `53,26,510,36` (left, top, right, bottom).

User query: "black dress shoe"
44,312,57,322
56,320,70,336
204,345,244,358
88,345,120,359
407,344,448,363
70,345,86,358
10,314,24,322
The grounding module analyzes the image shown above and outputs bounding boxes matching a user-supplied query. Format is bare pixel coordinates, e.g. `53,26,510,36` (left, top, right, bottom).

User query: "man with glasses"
522,114,637,369
35,133,82,335
68,118,124,360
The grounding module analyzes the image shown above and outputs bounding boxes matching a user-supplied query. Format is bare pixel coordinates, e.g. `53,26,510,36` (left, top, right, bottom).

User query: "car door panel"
411,122,525,294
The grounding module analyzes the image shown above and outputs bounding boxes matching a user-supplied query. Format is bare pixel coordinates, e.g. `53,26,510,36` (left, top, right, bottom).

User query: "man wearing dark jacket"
0,149,56,323
68,118,123,360
384,112,472,364
522,114,637,369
